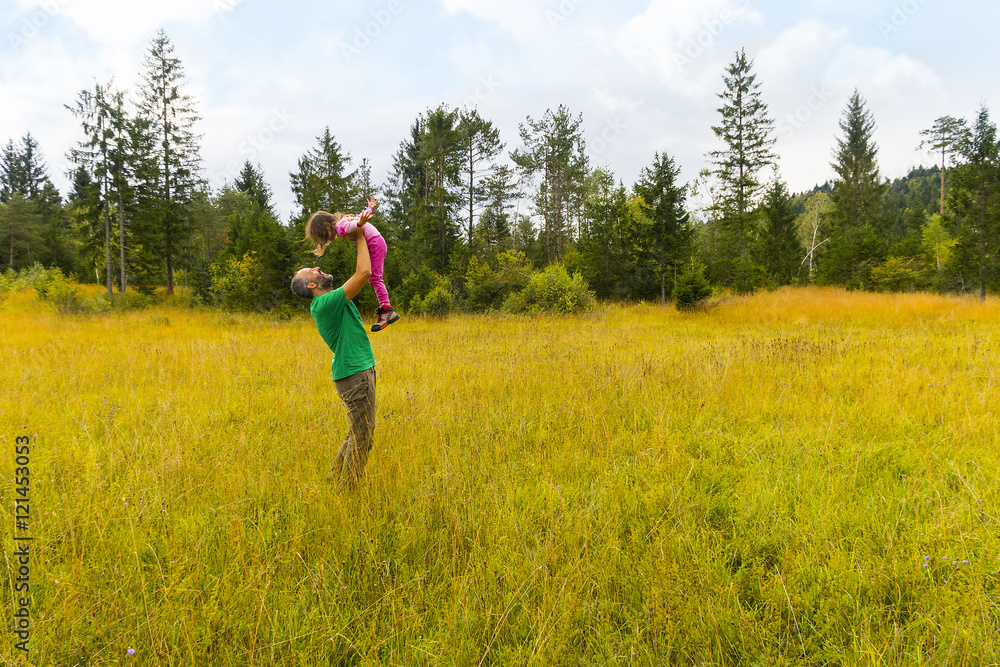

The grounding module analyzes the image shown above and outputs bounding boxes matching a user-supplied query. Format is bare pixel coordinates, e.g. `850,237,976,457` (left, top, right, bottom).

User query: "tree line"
2,34,998,313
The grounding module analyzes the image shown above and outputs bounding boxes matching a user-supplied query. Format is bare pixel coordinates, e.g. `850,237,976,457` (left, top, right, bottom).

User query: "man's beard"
315,272,334,290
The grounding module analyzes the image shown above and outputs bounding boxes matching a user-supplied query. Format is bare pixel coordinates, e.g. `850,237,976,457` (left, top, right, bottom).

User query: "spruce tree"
822,90,887,286
137,29,202,294
579,168,631,298
633,151,691,303
1,134,69,273
289,127,356,230
0,194,43,270
234,161,275,215
758,178,801,284
708,49,776,265
948,105,999,299
1,133,48,202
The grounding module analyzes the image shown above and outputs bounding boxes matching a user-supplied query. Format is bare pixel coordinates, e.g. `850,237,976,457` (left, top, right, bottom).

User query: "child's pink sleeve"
335,216,359,238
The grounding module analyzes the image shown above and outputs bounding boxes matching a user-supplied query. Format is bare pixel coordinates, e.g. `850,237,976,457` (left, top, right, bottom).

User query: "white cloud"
755,20,848,82
10,0,222,49
613,0,761,96
826,44,940,91
439,0,553,40
592,88,642,113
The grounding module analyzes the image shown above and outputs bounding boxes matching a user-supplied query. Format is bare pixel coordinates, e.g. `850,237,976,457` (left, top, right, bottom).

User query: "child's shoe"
371,306,400,332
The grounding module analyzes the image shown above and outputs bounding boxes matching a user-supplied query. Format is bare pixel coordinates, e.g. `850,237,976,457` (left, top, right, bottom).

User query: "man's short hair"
290,276,313,299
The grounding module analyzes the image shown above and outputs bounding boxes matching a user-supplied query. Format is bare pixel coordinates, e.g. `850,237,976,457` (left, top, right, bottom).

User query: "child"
305,196,400,332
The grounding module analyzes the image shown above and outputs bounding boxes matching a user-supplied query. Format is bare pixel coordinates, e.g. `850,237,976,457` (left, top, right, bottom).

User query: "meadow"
1,286,999,666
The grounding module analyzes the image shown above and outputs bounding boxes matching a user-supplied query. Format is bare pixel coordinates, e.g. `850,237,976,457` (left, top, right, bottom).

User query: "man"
290,217,376,490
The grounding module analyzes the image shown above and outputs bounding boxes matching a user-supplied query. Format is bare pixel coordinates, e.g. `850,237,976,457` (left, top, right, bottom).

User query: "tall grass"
1,286,999,665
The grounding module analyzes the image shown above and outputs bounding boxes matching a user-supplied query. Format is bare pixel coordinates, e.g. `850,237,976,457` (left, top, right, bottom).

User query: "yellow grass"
1,286,999,665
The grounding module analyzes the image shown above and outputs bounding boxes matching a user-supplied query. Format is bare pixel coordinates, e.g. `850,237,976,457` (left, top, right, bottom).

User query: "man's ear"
307,281,318,290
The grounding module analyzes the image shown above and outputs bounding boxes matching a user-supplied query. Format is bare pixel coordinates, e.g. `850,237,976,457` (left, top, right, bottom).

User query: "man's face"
296,266,333,291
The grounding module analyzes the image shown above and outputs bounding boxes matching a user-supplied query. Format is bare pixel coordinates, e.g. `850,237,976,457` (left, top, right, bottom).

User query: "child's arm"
357,206,374,228
333,214,364,237
355,196,378,227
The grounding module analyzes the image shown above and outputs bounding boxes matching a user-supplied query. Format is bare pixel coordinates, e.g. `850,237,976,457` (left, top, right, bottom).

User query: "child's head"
305,210,346,256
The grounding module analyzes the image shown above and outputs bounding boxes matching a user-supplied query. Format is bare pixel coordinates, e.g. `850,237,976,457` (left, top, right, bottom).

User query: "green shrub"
464,251,533,312
673,265,712,311
397,266,437,313
733,260,768,295
502,263,594,314
0,272,11,304
420,286,452,317
34,268,88,314
210,252,268,311
90,291,155,313
410,274,455,317
871,257,924,293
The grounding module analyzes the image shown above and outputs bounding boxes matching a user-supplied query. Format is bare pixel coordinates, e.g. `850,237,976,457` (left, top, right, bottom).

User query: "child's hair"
305,210,346,256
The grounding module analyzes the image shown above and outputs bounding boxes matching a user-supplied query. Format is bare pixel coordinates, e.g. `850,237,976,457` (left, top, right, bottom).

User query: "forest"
1,30,996,313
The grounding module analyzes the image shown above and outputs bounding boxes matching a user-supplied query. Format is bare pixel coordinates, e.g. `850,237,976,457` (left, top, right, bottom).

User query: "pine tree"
633,151,691,303
708,49,776,264
137,29,202,294
920,116,969,215
475,164,521,257
457,108,504,245
385,106,463,272
67,82,120,295
512,105,589,264
419,105,463,268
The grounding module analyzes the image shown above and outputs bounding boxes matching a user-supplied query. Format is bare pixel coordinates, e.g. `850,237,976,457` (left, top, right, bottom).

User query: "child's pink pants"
368,235,390,308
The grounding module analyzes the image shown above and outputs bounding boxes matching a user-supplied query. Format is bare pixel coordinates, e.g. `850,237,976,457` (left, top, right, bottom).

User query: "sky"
2,0,998,221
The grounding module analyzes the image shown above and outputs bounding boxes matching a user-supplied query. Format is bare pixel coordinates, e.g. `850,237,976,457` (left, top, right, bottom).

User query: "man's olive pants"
331,366,376,491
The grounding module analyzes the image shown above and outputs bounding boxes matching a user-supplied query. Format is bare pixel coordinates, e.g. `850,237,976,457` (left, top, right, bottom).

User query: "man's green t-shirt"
310,287,376,380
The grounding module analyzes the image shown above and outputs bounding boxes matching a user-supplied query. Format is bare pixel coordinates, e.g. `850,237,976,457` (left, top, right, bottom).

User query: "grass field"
2,286,999,665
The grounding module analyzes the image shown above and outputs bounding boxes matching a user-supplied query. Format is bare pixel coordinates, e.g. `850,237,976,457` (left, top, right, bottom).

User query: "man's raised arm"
341,232,371,302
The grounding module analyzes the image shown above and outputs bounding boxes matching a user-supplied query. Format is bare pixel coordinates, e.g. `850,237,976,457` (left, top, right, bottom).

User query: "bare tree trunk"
940,148,946,216
104,202,113,297
118,192,126,293
468,144,474,245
